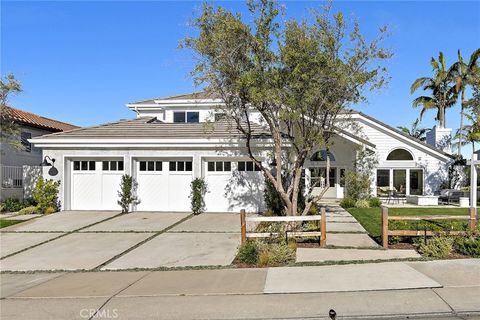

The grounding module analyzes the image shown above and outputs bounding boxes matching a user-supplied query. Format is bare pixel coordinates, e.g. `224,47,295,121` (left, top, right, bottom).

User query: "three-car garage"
68,157,264,213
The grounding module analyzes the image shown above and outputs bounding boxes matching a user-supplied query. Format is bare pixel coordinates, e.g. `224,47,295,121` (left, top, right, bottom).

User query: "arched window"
386,148,414,161
310,150,335,162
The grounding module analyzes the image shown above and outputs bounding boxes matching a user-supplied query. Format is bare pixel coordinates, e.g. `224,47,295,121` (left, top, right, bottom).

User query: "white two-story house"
30,92,452,213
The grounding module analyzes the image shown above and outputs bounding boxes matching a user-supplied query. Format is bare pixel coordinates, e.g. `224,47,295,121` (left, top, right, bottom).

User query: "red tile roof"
2,106,79,132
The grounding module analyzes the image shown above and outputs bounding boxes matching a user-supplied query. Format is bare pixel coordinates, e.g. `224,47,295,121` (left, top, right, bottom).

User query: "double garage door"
70,158,193,212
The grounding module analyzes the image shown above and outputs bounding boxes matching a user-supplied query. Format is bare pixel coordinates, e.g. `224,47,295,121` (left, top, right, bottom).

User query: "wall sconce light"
41,156,55,167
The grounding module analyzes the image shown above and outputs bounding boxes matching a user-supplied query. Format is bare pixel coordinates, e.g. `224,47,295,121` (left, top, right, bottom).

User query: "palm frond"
410,77,433,94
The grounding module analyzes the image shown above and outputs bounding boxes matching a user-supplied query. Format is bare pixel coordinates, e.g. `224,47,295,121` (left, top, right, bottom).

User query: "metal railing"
1,166,23,188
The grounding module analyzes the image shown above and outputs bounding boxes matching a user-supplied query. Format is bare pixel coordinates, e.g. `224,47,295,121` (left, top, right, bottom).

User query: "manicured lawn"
347,207,478,239
0,219,24,228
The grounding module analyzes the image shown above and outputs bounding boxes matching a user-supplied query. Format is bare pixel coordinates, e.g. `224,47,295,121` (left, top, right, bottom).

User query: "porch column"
471,153,478,207
405,169,410,196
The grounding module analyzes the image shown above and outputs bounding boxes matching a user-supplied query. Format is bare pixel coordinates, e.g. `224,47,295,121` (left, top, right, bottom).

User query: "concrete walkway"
1,259,479,319
297,205,420,263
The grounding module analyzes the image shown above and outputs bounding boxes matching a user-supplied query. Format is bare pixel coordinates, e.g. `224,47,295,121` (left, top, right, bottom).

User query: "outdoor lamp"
41,156,56,167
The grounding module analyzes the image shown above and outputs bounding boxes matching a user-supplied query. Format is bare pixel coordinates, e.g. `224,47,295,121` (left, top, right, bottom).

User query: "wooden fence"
381,206,478,249
240,208,326,247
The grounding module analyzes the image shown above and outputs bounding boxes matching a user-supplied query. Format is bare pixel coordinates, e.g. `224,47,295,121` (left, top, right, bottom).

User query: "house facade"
30,93,453,213
0,107,79,201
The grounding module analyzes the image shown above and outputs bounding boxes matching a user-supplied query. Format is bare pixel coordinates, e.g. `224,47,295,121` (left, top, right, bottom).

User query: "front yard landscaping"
347,207,480,258
347,207,479,239
0,219,24,229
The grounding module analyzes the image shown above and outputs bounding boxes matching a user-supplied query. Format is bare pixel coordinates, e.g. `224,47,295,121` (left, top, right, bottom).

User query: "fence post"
382,206,389,249
240,209,246,244
320,207,327,247
469,207,477,232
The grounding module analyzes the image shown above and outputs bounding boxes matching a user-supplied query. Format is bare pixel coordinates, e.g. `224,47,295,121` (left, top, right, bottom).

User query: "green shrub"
418,236,454,258
117,175,138,213
1,197,24,212
258,251,271,267
368,197,382,208
355,199,370,208
33,177,60,214
306,206,318,215
18,206,38,215
264,178,284,215
340,197,356,208
344,171,371,201
238,240,258,265
190,178,207,215
454,235,480,257
263,242,296,265
45,207,56,215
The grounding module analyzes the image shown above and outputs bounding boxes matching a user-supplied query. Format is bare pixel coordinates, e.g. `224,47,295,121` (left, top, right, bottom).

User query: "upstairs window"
21,132,32,152
173,111,200,123
386,148,414,161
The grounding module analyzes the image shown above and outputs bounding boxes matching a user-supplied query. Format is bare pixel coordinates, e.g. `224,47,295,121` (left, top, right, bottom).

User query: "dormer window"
173,111,200,123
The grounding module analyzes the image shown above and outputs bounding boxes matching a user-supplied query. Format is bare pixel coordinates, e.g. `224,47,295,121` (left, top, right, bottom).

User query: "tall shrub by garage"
190,178,207,215
117,174,138,213
33,177,60,214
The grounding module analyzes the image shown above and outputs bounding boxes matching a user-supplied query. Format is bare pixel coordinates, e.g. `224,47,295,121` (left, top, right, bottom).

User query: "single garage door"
204,160,264,213
71,159,124,210
136,159,192,211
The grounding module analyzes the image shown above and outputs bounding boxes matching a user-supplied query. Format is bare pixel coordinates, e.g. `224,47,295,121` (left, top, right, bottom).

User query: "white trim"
346,113,451,161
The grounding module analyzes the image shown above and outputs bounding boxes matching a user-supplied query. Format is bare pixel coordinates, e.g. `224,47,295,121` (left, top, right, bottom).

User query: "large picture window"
409,169,424,195
376,169,390,196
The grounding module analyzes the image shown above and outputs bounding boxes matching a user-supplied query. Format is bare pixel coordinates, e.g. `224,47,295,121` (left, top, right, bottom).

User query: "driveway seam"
89,271,153,320
431,287,459,316
92,214,194,271
0,272,68,300
0,212,124,260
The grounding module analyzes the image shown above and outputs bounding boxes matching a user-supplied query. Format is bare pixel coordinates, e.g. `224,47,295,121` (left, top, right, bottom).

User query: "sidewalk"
1,259,479,319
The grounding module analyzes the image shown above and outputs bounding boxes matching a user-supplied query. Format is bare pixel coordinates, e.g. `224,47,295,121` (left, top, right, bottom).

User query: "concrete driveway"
0,211,240,271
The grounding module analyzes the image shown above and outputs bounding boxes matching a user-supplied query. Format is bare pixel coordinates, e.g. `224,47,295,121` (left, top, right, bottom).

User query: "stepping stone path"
296,205,420,262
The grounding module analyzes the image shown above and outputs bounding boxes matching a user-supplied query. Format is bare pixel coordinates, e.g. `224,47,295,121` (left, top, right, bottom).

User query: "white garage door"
71,159,124,210
204,160,264,213
136,160,192,212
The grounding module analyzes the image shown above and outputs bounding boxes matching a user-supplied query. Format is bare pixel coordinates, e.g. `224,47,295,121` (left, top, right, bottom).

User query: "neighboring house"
30,92,453,213
0,106,78,201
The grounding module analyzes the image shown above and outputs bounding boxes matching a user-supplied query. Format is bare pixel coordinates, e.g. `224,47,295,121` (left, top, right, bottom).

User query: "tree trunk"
458,89,465,156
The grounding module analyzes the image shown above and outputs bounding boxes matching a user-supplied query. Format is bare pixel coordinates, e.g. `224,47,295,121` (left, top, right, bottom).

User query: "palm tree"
454,111,480,152
449,49,480,155
397,118,430,142
411,52,458,128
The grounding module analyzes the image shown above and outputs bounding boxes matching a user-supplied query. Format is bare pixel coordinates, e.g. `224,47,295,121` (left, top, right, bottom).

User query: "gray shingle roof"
34,117,270,140
129,91,221,105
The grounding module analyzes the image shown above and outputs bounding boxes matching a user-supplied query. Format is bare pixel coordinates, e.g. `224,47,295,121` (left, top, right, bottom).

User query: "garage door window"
103,161,124,171
238,161,261,172
139,161,162,172
73,160,95,171
169,161,192,172
208,161,231,172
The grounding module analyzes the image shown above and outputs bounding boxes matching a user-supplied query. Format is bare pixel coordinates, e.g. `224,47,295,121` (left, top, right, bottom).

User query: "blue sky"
2,1,479,155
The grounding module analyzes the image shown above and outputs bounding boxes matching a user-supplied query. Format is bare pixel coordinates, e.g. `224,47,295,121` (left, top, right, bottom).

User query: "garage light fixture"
41,156,55,167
